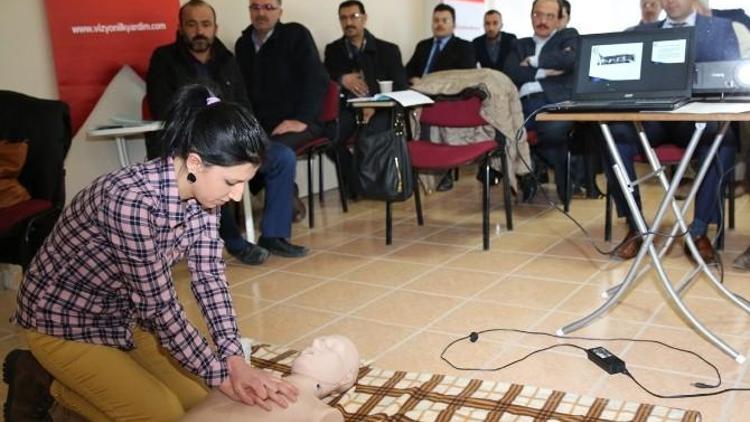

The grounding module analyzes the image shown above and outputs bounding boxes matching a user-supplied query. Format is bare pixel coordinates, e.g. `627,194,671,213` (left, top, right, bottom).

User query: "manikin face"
186,153,257,209
531,0,560,39
661,0,694,21
249,0,282,34
339,4,367,39
291,335,360,396
179,4,217,54
484,12,503,40
432,10,455,38
641,0,663,22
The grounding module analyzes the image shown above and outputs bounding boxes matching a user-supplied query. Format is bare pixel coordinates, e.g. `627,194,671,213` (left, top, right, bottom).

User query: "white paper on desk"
669,101,750,114
589,43,643,81
651,39,686,64
347,90,434,107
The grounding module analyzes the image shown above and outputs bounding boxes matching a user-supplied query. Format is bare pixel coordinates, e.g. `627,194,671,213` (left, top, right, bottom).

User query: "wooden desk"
538,103,750,363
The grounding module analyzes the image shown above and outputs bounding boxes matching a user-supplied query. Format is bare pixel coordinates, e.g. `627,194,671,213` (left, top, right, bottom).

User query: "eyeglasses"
249,3,280,12
338,12,364,22
532,12,558,20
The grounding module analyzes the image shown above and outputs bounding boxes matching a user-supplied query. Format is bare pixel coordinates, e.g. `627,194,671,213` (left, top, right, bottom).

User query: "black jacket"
405,36,476,80
504,28,579,104
235,22,328,133
146,34,250,120
472,32,517,74
324,30,408,96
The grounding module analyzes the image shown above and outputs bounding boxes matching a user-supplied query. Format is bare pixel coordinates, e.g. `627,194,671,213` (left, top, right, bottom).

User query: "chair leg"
605,184,612,242
453,167,459,181
500,150,513,231
386,201,393,245
333,146,348,213
729,169,735,230
482,159,490,250
307,151,315,229
564,150,571,213
414,170,424,226
318,150,325,204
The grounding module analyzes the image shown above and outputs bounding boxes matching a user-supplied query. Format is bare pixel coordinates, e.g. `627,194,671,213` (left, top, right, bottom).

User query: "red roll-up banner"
45,0,179,133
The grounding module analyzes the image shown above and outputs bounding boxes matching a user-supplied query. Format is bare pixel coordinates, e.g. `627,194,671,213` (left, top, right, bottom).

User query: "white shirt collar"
663,10,697,28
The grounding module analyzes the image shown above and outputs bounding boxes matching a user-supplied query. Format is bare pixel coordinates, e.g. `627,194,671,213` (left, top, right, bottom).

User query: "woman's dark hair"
159,83,266,166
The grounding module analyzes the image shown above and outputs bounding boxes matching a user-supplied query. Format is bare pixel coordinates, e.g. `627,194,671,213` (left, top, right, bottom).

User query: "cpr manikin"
183,335,360,422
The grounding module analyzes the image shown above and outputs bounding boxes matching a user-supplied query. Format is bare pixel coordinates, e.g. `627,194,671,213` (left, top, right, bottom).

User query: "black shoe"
436,172,454,192
3,350,54,422
228,242,270,266
476,167,502,186
293,184,306,223
258,236,309,258
518,173,537,202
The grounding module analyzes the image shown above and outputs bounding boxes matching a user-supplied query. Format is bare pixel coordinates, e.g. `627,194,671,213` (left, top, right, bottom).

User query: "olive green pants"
25,329,208,421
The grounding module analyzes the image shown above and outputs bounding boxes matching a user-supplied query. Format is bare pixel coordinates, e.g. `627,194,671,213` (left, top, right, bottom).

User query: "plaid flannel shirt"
12,157,242,386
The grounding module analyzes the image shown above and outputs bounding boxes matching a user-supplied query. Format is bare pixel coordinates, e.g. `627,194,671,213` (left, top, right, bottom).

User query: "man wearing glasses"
323,0,408,195
504,0,578,204
234,0,328,257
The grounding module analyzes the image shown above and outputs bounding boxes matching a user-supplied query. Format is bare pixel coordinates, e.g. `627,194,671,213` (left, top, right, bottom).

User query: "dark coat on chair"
324,30,408,96
405,36,476,80
636,14,740,62
503,28,579,104
472,32,517,74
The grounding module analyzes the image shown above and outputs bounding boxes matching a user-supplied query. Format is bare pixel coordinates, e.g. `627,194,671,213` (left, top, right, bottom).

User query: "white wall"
1,0,748,198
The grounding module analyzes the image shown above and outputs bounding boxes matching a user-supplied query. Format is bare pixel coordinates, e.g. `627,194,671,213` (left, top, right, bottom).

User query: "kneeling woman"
4,84,297,421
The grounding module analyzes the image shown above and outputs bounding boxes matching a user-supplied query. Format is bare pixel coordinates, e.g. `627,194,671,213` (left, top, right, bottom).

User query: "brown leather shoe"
3,349,54,421
685,235,717,265
613,229,642,260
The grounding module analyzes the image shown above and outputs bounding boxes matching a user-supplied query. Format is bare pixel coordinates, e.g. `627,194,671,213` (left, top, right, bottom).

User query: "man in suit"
324,0,408,195
234,0,328,258
605,0,739,262
472,10,517,74
405,4,476,85
147,0,306,265
504,0,579,203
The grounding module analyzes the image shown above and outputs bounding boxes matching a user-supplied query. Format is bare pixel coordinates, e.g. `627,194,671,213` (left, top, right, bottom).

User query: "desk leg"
242,188,255,242
115,136,130,168
558,122,745,363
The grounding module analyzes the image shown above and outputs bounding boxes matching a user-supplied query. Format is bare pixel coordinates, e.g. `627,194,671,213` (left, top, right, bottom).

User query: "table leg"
115,136,130,167
558,121,745,363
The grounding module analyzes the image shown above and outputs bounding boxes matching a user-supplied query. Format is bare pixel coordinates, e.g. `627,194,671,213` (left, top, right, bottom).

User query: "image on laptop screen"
572,27,696,102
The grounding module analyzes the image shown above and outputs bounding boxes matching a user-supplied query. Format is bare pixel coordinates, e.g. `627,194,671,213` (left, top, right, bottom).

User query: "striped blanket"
251,344,701,422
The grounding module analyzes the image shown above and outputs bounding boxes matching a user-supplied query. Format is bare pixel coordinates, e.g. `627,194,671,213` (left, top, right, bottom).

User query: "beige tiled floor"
2,172,750,421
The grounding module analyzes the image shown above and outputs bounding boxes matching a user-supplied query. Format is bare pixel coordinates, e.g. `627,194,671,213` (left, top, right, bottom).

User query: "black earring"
187,172,197,183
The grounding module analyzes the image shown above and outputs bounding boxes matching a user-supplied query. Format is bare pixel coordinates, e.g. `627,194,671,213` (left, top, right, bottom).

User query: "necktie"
423,39,443,76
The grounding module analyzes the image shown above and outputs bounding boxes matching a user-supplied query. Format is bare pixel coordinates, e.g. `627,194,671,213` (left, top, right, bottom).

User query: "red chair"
401,96,513,250
0,91,71,270
604,144,735,249
294,81,348,228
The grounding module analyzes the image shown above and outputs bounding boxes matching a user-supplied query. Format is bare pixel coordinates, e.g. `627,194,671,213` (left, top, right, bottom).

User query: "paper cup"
378,80,394,93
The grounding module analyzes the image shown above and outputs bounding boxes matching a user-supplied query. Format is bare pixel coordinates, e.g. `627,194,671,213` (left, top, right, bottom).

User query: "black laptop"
549,27,696,112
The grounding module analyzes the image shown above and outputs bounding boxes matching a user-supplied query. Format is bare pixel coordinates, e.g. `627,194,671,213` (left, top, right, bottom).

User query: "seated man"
472,10,517,75
605,0,739,262
324,0,408,195
504,0,578,202
147,0,307,263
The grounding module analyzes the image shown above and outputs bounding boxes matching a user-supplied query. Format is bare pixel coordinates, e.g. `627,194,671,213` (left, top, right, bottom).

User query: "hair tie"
206,96,221,106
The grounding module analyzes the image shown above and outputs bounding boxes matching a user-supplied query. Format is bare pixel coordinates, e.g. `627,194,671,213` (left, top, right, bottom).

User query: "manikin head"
291,335,360,397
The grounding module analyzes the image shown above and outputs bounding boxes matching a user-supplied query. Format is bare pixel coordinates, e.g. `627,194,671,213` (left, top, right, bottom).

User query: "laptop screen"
572,27,696,101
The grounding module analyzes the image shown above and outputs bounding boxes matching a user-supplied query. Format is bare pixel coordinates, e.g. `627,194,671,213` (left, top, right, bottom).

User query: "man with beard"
147,0,309,264
504,0,578,204
472,10,516,75
324,0,407,196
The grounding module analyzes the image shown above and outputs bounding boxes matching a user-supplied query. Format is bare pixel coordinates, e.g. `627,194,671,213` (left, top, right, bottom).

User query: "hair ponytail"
159,83,266,166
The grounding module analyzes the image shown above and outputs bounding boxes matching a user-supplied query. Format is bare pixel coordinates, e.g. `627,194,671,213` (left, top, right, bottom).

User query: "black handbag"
354,114,414,202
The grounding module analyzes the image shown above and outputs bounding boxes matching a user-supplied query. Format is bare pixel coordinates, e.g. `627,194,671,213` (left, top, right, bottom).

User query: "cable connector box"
587,347,626,374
